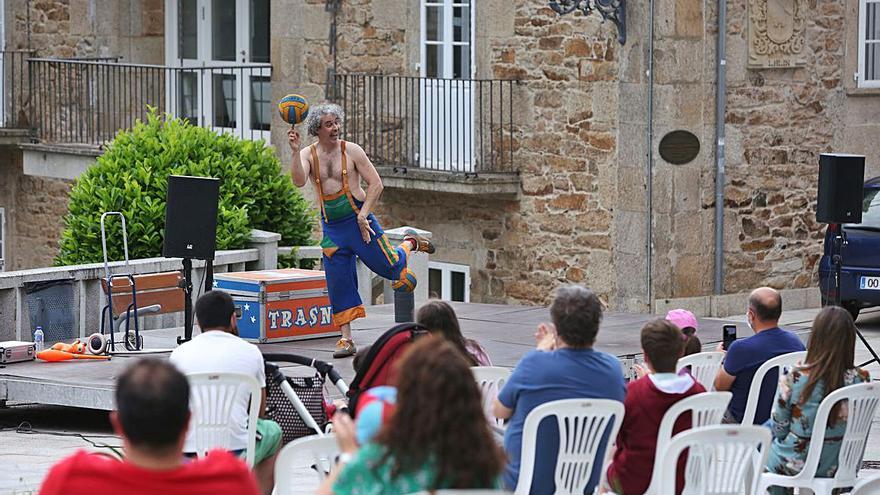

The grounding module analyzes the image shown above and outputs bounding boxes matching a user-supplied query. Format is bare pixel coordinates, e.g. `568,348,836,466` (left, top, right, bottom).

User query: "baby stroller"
345,322,429,416
261,322,428,445
262,353,348,445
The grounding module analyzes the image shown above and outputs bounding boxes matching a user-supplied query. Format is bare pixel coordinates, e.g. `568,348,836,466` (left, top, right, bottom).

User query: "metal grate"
25,279,77,343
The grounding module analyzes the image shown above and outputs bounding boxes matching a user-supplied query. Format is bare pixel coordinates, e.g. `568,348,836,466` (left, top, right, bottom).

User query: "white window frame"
419,0,474,80
858,0,880,88
164,0,271,139
429,261,471,302
0,207,5,272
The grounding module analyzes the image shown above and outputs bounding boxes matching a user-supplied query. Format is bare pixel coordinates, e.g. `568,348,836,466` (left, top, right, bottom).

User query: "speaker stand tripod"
831,230,880,368
177,258,214,345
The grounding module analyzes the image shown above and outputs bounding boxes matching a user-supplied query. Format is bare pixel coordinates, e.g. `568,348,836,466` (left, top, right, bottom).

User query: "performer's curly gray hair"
305,102,345,137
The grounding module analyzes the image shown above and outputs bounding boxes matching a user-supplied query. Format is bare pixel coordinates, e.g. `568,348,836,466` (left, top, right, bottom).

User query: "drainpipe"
714,0,727,295
646,0,655,311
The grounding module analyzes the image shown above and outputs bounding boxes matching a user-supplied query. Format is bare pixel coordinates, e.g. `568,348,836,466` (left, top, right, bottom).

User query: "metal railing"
1,50,35,129
27,58,273,145
332,74,518,175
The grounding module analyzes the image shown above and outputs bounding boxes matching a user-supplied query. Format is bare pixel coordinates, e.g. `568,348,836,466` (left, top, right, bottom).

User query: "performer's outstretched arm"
288,128,309,187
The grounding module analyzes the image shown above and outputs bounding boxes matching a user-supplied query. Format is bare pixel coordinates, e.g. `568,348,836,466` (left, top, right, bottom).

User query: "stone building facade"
2,0,879,313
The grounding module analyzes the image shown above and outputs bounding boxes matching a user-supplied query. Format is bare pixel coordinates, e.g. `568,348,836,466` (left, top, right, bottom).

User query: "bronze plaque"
659,130,700,165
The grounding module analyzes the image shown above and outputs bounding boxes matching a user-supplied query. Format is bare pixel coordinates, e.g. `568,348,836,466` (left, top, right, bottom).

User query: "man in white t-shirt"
170,290,282,495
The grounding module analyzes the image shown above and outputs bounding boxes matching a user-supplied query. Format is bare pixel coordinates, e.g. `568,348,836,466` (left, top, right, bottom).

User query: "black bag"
266,372,328,445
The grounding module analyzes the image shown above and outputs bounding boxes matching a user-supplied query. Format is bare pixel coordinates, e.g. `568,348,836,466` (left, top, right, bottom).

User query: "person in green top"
317,337,505,495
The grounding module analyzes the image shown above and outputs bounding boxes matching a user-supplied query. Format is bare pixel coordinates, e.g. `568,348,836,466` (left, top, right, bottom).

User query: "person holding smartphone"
713,287,805,424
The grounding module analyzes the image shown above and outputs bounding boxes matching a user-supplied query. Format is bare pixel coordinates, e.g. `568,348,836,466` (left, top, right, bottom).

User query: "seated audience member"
666,308,702,356
417,299,492,366
714,287,805,424
493,285,627,494
39,359,258,495
765,306,871,495
317,337,504,495
170,290,282,495
605,319,706,495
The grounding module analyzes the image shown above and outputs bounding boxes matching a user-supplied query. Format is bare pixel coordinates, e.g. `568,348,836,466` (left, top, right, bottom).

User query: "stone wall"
721,0,844,293
0,146,72,271
6,0,164,62
369,4,618,305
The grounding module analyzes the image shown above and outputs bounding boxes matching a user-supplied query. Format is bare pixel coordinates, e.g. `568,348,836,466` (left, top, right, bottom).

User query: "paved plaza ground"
2,305,880,494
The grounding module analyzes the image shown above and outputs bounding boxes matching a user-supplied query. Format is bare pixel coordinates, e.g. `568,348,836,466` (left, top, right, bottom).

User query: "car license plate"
860,276,880,290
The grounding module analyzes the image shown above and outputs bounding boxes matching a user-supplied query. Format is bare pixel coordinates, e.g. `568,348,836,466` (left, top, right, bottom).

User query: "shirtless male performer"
288,102,435,358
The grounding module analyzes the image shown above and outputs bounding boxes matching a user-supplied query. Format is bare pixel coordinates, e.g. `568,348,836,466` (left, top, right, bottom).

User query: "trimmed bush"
56,110,315,265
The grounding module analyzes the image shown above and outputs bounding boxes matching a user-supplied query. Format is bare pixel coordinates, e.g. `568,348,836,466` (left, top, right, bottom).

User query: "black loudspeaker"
816,153,865,224
163,175,220,260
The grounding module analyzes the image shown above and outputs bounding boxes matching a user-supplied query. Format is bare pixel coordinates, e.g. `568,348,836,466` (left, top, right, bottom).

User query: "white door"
165,0,271,140
419,0,473,172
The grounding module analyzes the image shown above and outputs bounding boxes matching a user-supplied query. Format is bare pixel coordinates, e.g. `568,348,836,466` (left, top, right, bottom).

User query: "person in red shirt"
604,319,706,495
39,358,259,495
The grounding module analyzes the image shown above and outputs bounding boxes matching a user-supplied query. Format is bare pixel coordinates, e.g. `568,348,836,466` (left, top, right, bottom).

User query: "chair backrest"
514,399,624,495
852,472,880,494
644,392,732,494
657,425,771,495
187,372,261,467
784,382,880,485
676,352,725,392
740,351,807,425
274,433,340,495
472,366,512,428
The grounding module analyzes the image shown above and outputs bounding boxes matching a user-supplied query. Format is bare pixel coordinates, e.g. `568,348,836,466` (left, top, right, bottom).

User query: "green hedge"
56,110,315,265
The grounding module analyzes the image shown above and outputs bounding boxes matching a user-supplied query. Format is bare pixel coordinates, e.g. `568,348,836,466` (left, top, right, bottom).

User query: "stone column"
248,229,282,270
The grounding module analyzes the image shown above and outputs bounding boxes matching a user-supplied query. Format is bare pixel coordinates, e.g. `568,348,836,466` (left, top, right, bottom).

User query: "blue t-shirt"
723,327,805,424
497,347,626,494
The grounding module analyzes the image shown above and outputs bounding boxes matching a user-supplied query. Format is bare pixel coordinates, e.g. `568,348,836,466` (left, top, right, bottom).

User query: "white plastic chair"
852,472,880,494
472,366,512,431
656,425,771,494
676,351,725,392
758,382,880,495
740,351,807,425
640,391,732,494
274,433,340,495
514,399,624,495
186,372,261,467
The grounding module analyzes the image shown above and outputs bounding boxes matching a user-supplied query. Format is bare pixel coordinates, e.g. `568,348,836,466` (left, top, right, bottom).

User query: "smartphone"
621,354,637,382
722,324,737,350
234,305,243,319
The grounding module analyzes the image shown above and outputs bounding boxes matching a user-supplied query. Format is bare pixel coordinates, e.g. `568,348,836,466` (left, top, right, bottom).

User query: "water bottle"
34,326,44,353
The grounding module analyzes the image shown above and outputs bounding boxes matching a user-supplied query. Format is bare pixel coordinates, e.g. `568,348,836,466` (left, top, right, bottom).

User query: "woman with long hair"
317,337,505,495
416,299,492,366
765,306,871,493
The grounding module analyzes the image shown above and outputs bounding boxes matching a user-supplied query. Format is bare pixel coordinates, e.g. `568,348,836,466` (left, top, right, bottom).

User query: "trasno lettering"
267,305,333,329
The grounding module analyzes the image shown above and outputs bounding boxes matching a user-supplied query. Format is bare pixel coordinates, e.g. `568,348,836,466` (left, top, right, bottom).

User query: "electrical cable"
1,421,123,458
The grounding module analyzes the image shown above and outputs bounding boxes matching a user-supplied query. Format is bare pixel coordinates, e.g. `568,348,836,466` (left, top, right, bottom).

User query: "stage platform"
0,302,748,411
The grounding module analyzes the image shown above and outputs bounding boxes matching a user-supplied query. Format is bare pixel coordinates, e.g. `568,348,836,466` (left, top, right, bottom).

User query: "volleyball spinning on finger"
278,94,309,124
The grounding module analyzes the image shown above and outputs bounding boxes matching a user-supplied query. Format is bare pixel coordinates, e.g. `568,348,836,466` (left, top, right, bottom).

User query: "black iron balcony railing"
27,58,273,144
332,74,518,175
1,50,35,129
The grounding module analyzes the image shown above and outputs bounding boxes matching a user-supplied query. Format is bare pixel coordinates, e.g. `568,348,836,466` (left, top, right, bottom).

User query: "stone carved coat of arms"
748,0,807,68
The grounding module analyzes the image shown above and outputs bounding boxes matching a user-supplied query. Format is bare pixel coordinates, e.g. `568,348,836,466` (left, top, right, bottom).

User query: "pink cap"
666,309,698,332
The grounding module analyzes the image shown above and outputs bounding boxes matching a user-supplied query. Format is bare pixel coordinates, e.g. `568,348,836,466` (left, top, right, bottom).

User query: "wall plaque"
748,0,807,69
659,130,700,165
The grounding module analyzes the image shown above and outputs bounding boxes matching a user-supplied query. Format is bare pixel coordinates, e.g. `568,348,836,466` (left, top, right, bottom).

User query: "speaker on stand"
816,153,879,367
164,175,220,344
